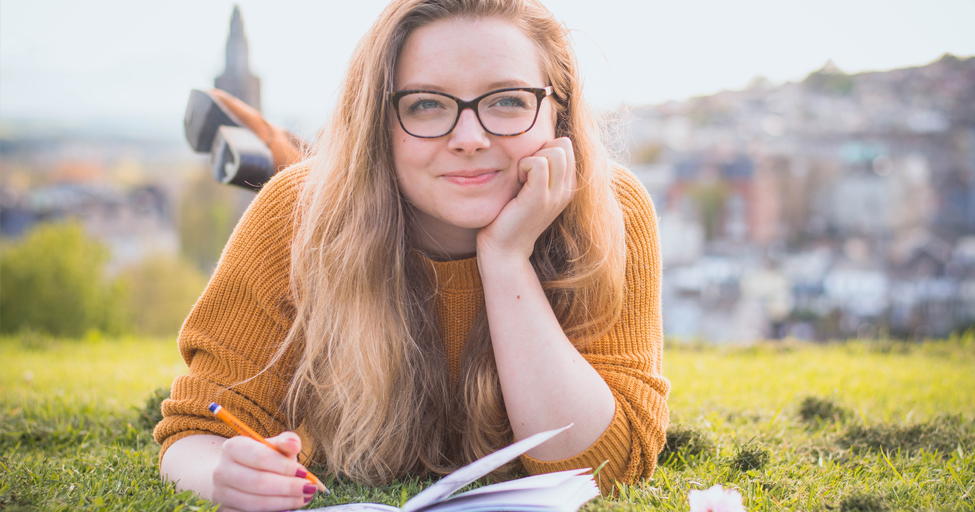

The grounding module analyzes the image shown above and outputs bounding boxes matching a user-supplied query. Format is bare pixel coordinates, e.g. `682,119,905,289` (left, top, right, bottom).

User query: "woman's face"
391,17,556,247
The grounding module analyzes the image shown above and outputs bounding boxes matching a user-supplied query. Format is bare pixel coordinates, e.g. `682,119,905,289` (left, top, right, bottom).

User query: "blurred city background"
2,1,974,342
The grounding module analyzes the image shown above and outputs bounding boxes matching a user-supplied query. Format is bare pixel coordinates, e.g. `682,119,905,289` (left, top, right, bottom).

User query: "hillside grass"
1,335,973,511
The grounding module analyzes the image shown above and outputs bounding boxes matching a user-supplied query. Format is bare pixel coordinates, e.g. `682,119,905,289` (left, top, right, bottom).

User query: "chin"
445,203,505,230
448,213,500,230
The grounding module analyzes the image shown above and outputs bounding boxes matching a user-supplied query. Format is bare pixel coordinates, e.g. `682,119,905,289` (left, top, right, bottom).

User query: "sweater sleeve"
153,165,309,462
520,166,670,493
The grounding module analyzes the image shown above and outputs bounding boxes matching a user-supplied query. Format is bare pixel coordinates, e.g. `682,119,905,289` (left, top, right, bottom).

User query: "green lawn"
1,335,973,511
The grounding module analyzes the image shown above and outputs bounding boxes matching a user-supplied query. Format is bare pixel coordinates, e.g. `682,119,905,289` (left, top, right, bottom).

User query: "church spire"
215,5,262,111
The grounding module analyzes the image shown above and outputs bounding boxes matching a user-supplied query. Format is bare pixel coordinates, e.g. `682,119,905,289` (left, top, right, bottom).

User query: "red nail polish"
295,468,307,479
303,484,316,495
304,495,313,503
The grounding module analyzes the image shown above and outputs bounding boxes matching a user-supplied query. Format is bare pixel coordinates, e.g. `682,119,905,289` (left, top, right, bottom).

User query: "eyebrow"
396,79,536,94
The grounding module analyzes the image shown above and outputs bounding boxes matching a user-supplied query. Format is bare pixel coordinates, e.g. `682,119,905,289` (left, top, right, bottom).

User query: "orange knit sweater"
153,163,669,493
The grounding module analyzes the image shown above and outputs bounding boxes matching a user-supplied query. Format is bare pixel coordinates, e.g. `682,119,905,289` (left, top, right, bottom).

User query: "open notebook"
303,424,600,512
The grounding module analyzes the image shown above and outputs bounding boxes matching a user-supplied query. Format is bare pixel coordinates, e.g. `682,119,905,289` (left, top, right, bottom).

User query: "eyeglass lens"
396,90,541,137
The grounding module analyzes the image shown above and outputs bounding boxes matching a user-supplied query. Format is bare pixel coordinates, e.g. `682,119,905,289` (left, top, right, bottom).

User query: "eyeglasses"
390,86,553,139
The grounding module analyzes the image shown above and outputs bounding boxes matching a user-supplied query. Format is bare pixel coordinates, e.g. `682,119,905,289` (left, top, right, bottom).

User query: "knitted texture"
153,163,669,493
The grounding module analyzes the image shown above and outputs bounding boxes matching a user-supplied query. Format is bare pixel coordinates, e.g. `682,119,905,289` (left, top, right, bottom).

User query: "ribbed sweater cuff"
519,402,632,495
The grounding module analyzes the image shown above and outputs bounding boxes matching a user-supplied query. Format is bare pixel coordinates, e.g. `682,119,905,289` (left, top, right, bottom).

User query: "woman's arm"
478,144,670,488
478,254,617,461
530,171,671,492
161,435,224,500
161,433,317,512
476,137,616,461
154,166,315,511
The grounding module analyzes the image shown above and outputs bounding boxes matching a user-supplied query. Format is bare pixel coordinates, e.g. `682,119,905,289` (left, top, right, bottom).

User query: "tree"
116,255,208,337
178,168,245,272
0,222,123,337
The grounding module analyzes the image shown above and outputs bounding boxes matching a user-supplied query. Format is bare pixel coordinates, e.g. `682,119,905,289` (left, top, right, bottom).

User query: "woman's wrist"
474,242,533,279
160,434,226,500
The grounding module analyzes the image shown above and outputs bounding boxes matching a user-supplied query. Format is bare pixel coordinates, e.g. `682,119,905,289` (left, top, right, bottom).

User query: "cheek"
390,131,440,212
542,102,558,138
391,128,425,180
390,124,409,173
528,102,557,146
508,109,557,160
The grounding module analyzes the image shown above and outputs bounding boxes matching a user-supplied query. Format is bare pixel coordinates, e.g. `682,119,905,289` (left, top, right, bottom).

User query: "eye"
490,96,529,109
407,96,448,114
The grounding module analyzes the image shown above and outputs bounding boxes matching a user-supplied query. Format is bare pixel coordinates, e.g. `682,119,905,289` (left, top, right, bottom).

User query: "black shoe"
184,89,242,153
211,126,275,191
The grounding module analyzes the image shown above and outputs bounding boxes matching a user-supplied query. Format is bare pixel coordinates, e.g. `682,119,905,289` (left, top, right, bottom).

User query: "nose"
447,108,490,154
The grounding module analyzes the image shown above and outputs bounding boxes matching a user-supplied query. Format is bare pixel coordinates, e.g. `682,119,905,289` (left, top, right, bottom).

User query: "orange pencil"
208,402,329,494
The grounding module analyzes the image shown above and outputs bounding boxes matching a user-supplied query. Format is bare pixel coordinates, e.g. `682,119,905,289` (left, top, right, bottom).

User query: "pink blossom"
688,485,747,512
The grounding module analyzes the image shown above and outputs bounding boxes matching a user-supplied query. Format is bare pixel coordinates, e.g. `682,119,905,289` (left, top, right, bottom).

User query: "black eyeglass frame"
389,86,554,139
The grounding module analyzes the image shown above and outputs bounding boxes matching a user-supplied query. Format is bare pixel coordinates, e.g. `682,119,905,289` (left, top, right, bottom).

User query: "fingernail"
303,484,316,495
295,468,307,479
304,495,313,503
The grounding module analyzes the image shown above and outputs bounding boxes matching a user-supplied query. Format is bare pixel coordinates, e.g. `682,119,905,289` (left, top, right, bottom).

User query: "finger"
216,459,314,498
268,431,302,458
519,156,550,196
542,137,575,192
531,147,566,190
562,139,577,192
223,436,303,477
232,433,328,493
519,156,547,187
213,485,313,512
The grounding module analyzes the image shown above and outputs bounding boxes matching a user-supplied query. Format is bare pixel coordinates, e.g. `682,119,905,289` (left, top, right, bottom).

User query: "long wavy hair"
278,0,626,485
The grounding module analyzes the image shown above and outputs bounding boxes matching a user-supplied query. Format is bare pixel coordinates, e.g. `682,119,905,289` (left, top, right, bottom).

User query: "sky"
1,0,974,139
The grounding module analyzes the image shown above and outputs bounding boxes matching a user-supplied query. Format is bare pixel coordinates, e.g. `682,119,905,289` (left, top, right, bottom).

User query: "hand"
211,432,317,512
476,137,576,262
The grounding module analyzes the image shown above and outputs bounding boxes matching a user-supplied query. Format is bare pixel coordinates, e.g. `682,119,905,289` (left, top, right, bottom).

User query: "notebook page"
400,424,572,512
301,504,399,512
449,468,590,498
421,475,599,512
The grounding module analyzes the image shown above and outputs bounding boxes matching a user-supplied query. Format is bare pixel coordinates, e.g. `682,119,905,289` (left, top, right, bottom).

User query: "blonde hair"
279,0,625,485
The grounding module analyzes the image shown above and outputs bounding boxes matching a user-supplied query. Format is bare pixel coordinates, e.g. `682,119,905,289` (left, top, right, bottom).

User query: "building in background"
630,54,975,341
0,5,262,273
2,17,972,341
214,6,261,112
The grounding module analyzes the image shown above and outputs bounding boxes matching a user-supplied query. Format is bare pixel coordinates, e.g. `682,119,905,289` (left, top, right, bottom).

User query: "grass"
1,335,973,511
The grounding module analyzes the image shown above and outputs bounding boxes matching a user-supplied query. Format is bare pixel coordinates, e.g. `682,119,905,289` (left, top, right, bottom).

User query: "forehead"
394,17,545,95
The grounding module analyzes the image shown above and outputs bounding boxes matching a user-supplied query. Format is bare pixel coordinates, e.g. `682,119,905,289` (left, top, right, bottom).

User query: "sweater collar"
420,254,482,291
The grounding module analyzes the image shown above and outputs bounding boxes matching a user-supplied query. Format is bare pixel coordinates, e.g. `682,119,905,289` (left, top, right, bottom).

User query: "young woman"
155,0,669,510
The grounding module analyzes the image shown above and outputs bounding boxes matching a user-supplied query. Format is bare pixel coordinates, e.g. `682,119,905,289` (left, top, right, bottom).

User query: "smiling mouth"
442,170,499,186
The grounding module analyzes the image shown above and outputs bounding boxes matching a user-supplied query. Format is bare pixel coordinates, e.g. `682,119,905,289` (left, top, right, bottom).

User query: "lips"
441,169,499,186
